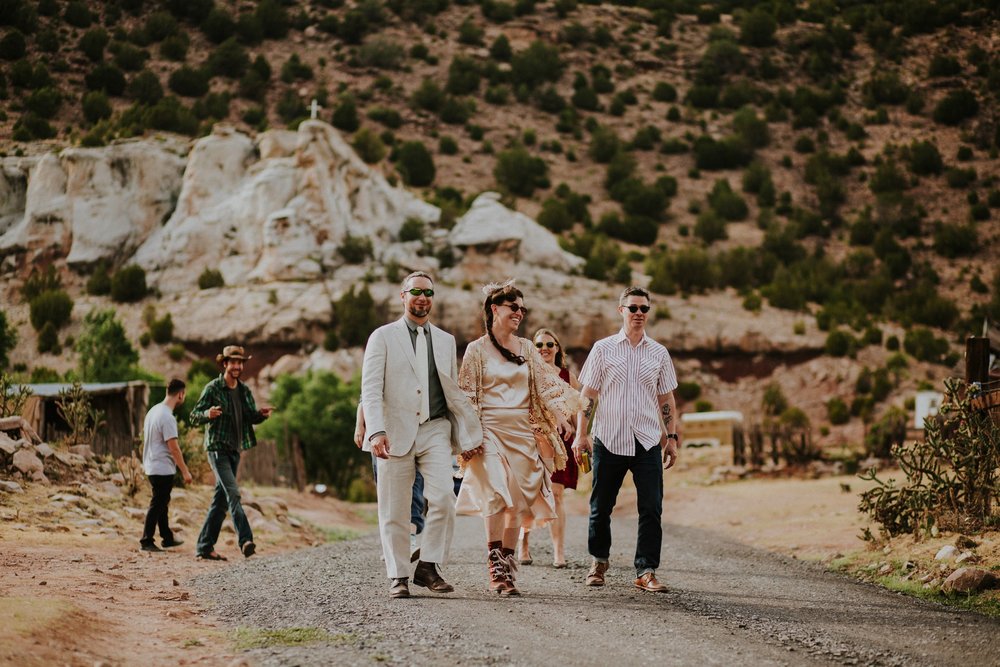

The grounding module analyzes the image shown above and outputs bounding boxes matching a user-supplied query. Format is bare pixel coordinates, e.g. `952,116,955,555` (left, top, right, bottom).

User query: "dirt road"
192,513,1000,667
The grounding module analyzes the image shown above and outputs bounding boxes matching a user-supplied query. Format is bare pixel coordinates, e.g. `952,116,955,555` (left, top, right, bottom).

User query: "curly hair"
483,283,525,365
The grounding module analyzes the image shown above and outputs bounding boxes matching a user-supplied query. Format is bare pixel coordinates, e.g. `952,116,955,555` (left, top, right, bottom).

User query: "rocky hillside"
1,0,999,450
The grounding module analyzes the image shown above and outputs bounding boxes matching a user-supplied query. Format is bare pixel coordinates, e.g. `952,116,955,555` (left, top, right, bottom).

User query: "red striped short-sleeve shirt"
578,329,678,455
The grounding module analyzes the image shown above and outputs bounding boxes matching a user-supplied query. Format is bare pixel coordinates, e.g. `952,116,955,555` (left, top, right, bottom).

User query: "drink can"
579,449,591,474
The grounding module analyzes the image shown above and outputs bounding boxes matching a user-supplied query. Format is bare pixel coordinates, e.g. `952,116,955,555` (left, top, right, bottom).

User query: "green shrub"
676,381,701,401
63,1,94,28
37,321,60,355
337,233,373,264
85,263,111,296
200,7,236,43
76,309,139,382
693,135,751,170
110,264,148,303
740,8,776,47
79,28,109,62
207,37,248,78
903,327,950,363
148,313,173,344
145,11,179,41
933,88,978,125
827,397,849,425
0,30,26,61
693,209,728,244
732,106,769,148
395,141,435,187
933,222,977,258
537,198,573,233
707,179,748,221
510,41,563,89
276,90,306,124
357,37,405,70
862,70,908,107
331,95,359,132
438,96,473,124
411,78,445,112
142,96,199,135
367,106,402,129
168,66,209,97
86,64,127,96
352,127,386,164
280,54,312,83
928,54,961,77
438,135,458,155
26,87,62,119
446,56,480,95
256,0,290,39
29,290,73,332
160,34,189,61
906,140,943,175
197,268,224,290
762,382,788,416
127,70,164,105
494,146,548,197
944,167,976,188
824,329,855,357
398,217,424,242
82,90,113,124
112,43,148,72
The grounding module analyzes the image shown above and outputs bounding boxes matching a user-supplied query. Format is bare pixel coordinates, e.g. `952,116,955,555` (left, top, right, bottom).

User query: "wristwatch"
665,433,679,441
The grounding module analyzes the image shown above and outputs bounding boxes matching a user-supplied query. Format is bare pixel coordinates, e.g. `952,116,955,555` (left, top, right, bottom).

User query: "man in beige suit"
362,271,483,599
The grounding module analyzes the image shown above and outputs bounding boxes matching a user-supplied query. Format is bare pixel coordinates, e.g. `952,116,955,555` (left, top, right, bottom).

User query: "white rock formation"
0,141,186,266
449,192,584,273
135,121,441,290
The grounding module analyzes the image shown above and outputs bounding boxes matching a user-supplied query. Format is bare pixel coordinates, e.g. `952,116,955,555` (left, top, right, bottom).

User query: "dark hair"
619,285,651,306
166,378,186,396
401,271,434,291
533,327,567,369
484,283,526,365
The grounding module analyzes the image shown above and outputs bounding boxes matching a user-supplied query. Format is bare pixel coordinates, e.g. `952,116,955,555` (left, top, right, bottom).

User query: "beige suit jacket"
361,317,482,457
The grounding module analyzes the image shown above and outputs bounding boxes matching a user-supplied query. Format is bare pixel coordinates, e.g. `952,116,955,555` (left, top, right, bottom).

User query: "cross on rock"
310,99,321,120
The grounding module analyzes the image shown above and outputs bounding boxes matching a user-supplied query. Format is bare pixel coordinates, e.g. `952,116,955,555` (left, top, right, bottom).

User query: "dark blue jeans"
372,454,425,534
588,437,664,575
197,450,253,554
141,474,175,546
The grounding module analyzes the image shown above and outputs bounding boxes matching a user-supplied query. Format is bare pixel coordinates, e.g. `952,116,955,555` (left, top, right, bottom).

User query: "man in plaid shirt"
191,345,272,561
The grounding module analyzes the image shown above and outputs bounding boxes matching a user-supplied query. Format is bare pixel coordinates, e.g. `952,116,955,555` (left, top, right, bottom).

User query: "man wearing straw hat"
191,345,272,561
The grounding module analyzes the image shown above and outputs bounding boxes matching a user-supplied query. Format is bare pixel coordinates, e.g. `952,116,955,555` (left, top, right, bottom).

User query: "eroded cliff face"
0,121,830,362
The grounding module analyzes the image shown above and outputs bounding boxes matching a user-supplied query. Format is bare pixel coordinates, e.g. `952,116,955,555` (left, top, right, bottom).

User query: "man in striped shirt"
572,286,680,593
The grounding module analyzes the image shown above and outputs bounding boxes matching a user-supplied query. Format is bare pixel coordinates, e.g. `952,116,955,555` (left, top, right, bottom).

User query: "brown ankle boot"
499,547,520,597
488,547,509,593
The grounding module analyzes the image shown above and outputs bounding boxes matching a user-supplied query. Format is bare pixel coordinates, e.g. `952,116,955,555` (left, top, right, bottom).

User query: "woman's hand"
556,415,575,439
460,445,485,462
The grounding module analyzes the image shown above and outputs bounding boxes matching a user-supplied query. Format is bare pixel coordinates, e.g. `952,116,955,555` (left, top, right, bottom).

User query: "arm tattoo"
583,398,595,419
661,402,672,423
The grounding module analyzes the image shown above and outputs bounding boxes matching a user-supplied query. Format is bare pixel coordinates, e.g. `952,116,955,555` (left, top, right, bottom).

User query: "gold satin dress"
457,349,557,525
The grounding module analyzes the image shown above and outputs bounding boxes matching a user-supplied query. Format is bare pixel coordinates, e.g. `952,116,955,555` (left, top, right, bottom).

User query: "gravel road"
192,514,1000,666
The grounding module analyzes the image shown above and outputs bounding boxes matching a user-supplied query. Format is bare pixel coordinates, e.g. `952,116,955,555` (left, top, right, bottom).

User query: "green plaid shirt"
190,375,266,452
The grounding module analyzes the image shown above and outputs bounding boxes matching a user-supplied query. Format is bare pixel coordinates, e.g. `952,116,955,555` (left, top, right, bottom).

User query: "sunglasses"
502,303,529,316
624,305,651,313
535,341,557,349
405,288,435,297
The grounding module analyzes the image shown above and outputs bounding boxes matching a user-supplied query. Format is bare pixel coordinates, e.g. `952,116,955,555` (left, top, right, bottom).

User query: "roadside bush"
110,264,148,303
859,379,1000,537
394,141,435,187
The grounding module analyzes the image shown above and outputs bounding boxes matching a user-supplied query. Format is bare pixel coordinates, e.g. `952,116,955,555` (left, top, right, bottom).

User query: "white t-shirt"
142,402,179,476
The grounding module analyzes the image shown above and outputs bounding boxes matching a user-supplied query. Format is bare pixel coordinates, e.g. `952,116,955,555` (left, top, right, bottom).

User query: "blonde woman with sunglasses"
517,328,581,569
457,280,580,596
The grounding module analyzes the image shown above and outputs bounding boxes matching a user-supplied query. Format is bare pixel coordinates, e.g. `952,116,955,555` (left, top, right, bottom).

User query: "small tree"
110,264,148,303
76,309,139,382
394,141,435,187
56,381,106,447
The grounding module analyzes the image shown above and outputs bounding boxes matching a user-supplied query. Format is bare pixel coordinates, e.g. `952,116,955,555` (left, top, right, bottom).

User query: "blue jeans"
588,438,663,575
373,454,425,534
197,450,253,554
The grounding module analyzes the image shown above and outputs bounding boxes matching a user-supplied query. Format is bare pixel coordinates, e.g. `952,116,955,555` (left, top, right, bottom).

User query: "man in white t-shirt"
140,379,193,552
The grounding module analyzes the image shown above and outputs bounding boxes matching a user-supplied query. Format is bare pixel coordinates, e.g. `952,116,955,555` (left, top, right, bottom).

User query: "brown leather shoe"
586,560,609,587
389,578,410,599
488,548,511,594
412,561,454,593
634,572,668,592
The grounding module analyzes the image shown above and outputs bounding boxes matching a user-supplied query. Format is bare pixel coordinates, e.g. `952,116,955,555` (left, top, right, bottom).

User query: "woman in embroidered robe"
457,281,579,596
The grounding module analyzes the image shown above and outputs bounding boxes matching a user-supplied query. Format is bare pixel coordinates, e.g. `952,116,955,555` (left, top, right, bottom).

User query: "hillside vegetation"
1,0,999,364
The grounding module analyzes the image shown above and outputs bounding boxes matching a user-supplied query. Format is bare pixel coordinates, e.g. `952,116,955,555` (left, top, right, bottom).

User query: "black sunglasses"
625,305,650,313
535,341,557,349
406,288,435,297
502,303,529,316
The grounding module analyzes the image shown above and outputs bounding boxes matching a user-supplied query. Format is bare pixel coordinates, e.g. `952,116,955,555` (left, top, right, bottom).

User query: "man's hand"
661,435,679,470
181,467,193,485
371,434,390,459
259,406,273,418
571,434,592,465
460,445,484,462
207,405,223,419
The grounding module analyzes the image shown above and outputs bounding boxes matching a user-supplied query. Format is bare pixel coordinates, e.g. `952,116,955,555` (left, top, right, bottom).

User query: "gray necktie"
416,326,430,423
